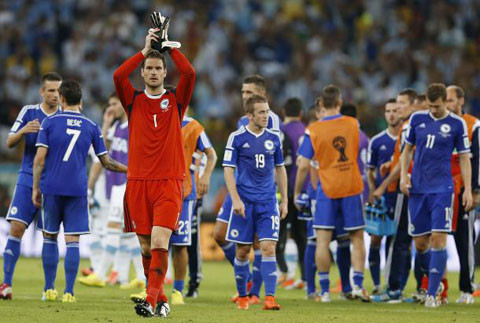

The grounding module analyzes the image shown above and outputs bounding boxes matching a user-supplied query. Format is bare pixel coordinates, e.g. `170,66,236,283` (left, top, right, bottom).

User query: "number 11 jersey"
405,110,469,194
36,111,107,196
222,126,284,203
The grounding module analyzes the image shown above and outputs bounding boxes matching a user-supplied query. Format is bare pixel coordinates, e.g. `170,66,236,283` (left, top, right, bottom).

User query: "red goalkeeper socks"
146,248,168,307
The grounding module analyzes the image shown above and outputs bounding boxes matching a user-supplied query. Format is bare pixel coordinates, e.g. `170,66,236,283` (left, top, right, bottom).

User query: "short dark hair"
340,103,357,118
41,72,62,86
243,74,266,91
141,50,167,69
415,94,426,103
245,95,267,114
399,88,417,104
449,85,465,99
59,79,82,106
321,85,341,109
386,98,397,104
427,83,447,102
283,98,302,117
108,91,118,100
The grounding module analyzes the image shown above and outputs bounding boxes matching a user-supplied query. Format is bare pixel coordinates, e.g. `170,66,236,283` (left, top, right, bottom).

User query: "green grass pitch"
1,258,479,322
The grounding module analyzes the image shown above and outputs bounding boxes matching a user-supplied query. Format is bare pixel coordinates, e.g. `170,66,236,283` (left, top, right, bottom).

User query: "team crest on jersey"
160,99,169,112
440,124,451,133
264,140,274,151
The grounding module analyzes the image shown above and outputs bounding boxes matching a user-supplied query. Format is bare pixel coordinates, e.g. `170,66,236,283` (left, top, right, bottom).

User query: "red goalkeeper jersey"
113,49,196,180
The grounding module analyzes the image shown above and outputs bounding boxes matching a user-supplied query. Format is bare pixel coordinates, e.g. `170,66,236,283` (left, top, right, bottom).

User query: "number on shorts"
270,215,280,230
444,207,451,228
63,128,81,162
177,220,189,235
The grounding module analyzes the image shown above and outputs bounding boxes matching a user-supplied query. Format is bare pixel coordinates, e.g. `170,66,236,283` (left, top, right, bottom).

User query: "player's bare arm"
6,119,41,149
399,143,413,196
32,146,48,208
294,156,310,210
275,165,288,219
98,154,127,173
101,107,116,147
197,147,217,196
366,168,377,203
224,166,245,217
459,152,473,211
372,162,400,199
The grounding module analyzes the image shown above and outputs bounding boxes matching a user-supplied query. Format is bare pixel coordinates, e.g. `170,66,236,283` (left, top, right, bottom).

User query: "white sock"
88,232,104,274
123,233,145,281
98,227,121,280
117,233,134,285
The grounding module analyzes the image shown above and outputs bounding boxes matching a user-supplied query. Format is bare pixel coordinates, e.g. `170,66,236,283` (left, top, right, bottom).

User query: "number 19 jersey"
405,111,469,194
223,126,284,203
36,111,107,196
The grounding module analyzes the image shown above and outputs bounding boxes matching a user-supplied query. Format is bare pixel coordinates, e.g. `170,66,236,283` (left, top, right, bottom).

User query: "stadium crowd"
1,0,480,163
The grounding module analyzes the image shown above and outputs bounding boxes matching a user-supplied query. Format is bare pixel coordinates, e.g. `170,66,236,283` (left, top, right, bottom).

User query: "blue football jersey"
36,110,107,196
9,104,59,187
237,110,282,133
367,129,397,186
223,126,284,202
405,111,469,194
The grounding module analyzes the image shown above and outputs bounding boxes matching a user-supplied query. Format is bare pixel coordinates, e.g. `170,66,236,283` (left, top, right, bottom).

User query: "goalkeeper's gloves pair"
149,11,181,52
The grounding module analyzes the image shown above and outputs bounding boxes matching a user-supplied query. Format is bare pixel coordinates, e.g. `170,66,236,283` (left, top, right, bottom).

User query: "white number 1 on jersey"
63,128,81,162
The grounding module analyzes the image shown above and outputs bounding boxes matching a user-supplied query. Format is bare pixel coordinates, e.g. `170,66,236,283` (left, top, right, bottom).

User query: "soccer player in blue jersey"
366,98,401,295
400,83,473,308
223,95,288,310
214,74,281,303
32,80,128,302
0,72,62,300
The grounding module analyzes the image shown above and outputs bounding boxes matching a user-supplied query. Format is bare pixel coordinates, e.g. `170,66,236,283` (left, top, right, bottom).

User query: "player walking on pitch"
223,95,288,310
113,12,195,318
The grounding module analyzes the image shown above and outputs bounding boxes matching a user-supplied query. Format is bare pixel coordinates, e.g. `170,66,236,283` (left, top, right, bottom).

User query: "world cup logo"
332,136,348,162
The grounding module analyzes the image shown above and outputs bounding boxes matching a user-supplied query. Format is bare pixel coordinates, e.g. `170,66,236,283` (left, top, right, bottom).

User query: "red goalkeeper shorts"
123,179,183,235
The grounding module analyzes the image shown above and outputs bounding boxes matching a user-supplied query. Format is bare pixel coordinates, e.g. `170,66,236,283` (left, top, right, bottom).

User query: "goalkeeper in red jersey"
113,12,195,318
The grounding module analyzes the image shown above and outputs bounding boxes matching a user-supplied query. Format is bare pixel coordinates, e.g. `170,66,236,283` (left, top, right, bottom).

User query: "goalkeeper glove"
149,11,181,52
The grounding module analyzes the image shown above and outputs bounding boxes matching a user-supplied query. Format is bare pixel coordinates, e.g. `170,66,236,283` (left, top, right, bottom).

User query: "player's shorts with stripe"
408,192,453,236
42,194,89,235
6,183,42,229
108,184,126,224
226,199,279,244
307,199,348,240
124,179,182,235
313,189,365,231
216,194,232,223
170,199,195,246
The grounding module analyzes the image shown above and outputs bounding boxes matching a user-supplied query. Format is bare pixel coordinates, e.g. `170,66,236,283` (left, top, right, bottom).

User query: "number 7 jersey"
36,111,107,196
223,126,284,203
405,110,469,194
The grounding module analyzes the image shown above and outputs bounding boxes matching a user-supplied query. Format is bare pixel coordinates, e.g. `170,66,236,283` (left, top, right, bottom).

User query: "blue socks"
64,242,80,295
353,271,364,289
428,248,447,297
305,240,317,295
234,258,249,297
261,256,277,296
3,236,21,286
416,248,431,277
42,237,59,291
250,250,263,297
318,271,329,294
221,242,236,266
368,246,381,287
173,280,184,293
336,240,352,292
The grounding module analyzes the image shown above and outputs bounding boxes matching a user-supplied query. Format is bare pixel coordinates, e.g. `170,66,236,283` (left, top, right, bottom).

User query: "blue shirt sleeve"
9,106,30,135
196,131,212,152
366,138,377,168
455,119,470,154
274,135,284,166
298,132,314,159
405,115,416,146
222,133,238,167
36,118,50,148
471,124,480,190
92,125,107,156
